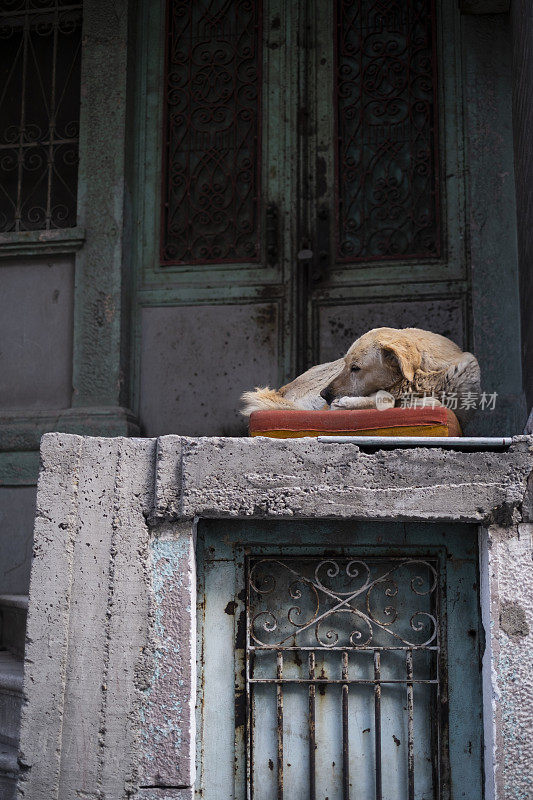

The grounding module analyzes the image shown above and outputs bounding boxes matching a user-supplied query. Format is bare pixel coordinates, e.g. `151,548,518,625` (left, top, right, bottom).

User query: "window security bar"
0,1,82,232
245,556,442,800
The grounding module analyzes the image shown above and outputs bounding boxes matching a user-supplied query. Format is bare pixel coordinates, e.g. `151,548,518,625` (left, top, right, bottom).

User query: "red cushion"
249,406,462,438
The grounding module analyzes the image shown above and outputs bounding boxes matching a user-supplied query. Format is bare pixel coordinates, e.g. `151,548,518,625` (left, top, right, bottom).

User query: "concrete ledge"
0,596,28,611
153,435,533,524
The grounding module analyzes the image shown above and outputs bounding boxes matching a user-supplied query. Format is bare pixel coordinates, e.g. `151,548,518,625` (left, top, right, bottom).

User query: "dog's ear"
379,335,421,383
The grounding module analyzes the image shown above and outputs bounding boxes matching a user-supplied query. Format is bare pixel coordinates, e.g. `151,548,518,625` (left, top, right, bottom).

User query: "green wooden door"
134,0,296,437
299,1,469,368
132,0,523,436
196,519,484,800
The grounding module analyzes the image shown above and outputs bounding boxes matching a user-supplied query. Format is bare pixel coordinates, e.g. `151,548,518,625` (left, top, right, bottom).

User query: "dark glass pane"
336,0,440,262
0,1,82,232
161,0,262,265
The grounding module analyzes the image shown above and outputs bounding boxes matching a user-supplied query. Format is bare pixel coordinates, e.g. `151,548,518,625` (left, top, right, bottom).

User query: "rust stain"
234,691,246,729
318,665,327,696
253,304,277,329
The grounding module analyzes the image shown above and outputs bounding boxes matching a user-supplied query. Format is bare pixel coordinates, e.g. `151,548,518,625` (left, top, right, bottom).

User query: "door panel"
305,0,470,367
317,296,466,362
135,0,298,435
333,0,441,264
196,520,484,800
139,302,280,436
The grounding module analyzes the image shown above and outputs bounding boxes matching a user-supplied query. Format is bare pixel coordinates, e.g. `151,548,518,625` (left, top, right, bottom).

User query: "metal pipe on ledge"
316,436,513,449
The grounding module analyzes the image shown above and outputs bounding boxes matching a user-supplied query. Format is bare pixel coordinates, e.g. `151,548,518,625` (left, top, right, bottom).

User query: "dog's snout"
320,386,334,405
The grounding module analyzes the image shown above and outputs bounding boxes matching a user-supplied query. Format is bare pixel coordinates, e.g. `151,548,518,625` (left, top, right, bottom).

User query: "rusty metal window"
0,0,82,233
161,0,262,266
335,0,440,262
247,556,441,799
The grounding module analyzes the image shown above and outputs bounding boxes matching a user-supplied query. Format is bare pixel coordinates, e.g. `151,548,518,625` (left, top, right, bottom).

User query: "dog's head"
320,328,422,404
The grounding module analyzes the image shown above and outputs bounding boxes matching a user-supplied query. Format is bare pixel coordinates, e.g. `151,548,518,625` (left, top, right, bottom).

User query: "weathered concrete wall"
483,523,533,799
17,433,533,799
0,257,74,412
0,254,75,596
18,435,156,799
140,521,196,789
0,0,139,610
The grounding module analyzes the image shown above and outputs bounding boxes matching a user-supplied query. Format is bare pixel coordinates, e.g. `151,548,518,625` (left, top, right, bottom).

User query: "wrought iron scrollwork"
161,0,262,265
246,554,442,799
248,557,438,649
335,0,440,261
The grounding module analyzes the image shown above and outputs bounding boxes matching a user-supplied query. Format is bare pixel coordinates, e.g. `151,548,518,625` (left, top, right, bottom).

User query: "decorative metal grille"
335,0,440,262
246,556,441,800
0,0,82,233
161,0,262,266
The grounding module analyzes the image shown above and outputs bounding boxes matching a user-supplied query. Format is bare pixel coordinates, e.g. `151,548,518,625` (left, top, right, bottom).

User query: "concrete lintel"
152,435,533,525
153,435,184,520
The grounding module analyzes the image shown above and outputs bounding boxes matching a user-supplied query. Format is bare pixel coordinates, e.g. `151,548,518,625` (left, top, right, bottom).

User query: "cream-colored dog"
241,327,481,425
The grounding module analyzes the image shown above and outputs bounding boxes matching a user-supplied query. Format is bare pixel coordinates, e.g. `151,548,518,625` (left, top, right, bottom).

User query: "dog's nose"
320,387,334,405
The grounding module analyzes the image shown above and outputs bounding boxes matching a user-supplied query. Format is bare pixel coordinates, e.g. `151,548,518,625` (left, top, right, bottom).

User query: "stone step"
0,652,23,750
0,741,18,800
0,595,28,658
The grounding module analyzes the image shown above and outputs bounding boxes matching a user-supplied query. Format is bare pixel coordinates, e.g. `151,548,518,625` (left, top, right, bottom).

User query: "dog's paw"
330,396,351,409
331,396,365,410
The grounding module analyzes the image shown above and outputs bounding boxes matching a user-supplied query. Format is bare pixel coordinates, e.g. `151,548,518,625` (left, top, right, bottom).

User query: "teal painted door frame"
196,519,484,800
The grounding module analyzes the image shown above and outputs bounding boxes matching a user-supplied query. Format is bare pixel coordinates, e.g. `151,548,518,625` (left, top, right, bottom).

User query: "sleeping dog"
241,327,481,425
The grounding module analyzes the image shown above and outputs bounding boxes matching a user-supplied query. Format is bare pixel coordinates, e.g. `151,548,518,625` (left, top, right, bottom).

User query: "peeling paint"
140,525,195,787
